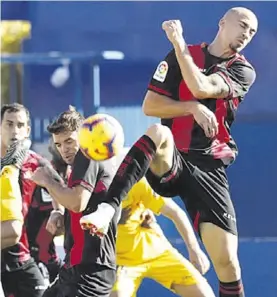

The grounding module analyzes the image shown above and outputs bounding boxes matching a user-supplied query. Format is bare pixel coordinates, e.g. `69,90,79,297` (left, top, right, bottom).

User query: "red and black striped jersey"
63,150,119,270
1,150,43,271
148,43,256,166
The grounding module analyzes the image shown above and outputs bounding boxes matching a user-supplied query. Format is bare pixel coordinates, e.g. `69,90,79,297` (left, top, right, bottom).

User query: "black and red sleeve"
69,150,99,193
216,58,256,100
147,49,180,99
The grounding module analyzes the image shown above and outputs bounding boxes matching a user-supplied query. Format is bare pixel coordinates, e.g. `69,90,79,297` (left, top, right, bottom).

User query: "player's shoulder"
73,149,90,167
100,157,117,175
229,53,255,72
164,48,176,60
26,149,42,160
158,48,178,69
228,54,256,86
76,150,117,174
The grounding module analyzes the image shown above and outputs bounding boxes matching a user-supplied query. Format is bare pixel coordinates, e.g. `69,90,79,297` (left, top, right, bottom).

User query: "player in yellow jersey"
1,139,31,249
1,165,23,249
108,177,215,297
82,175,215,297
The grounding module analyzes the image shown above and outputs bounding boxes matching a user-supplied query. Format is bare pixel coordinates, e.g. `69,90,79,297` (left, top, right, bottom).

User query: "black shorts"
1,259,46,297
146,147,237,236
42,264,116,297
46,259,63,283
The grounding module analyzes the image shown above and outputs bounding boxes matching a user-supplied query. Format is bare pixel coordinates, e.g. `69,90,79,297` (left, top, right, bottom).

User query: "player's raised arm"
160,199,210,275
162,15,257,100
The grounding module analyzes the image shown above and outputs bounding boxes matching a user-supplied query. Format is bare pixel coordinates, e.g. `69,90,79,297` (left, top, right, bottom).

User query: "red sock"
220,279,245,297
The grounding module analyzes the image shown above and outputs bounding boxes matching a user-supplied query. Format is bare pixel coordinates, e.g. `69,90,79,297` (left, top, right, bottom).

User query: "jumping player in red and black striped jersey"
81,7,258,297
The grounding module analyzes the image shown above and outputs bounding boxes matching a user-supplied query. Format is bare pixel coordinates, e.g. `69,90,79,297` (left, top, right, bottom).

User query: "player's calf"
201,223,245,297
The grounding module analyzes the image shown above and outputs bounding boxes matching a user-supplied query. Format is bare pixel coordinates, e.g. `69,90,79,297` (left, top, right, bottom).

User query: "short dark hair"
1,103,31,125
47,107,84,135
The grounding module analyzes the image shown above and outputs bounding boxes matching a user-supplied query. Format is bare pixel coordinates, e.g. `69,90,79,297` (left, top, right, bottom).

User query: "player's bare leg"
200,223,243,296
172,281,215,297
111,282,215,297
110,268,215,297
80,123,175,234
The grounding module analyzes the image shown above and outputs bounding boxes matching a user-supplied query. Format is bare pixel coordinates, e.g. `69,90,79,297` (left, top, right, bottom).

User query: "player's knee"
213,253,241,281
145,124,173,150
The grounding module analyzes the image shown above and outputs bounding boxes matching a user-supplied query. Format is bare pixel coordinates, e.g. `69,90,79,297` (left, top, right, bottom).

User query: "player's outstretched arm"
162,20,232,100
143,90,202,118
160,199,210,274
31,167,91,213
163,20,256,100
44,182,91,213
160,199,199,251
174,44,231,100
143,90,219,138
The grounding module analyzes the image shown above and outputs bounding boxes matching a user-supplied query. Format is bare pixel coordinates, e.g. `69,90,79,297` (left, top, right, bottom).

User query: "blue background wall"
2,1,277,296
3,1,277,116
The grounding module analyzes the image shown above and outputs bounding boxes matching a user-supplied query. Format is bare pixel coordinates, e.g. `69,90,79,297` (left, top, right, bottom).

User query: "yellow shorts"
0,165,23,222
113,249,203,297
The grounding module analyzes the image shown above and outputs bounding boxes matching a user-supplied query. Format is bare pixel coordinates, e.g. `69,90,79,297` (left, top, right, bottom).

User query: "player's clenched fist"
162,20,184,46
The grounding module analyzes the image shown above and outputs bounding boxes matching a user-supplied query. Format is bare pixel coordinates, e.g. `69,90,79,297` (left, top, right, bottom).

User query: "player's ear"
219,18,225,28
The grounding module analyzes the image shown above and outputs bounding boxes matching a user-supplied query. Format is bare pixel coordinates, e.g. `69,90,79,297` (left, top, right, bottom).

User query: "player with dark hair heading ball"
31,108,119,297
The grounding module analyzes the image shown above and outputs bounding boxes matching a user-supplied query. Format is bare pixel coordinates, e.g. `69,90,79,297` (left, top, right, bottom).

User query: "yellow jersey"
116,178,172,266
0,166,23,222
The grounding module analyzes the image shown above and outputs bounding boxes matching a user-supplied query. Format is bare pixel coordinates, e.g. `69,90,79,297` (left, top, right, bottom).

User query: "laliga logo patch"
153,61,168,82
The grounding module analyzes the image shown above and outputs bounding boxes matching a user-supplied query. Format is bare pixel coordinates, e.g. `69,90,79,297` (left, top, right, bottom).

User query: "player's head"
47,106,84,165
1,103,31,150
218,7,258,53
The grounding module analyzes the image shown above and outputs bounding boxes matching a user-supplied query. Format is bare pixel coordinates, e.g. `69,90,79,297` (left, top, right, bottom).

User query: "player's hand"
30,166,53,187
46,210,64,236
189,248,210,275
162,20,185,47
191,103,219,138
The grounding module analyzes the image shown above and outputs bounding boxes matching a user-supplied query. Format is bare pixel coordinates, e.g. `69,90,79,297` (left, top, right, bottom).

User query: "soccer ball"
78,113,124,161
